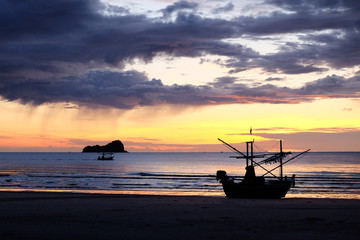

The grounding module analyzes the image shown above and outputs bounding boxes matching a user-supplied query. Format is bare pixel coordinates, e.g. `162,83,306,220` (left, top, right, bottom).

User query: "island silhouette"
82,140,127,153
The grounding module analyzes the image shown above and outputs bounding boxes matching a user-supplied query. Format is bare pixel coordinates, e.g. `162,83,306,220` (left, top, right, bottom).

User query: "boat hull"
98,153,114,160
221,181,292,199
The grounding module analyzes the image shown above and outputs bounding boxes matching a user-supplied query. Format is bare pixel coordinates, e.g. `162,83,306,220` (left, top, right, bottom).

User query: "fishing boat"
216,138,310,199
98,152,114,160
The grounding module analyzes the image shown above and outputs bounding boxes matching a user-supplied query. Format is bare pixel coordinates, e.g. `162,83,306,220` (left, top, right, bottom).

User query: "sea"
0,152,359,199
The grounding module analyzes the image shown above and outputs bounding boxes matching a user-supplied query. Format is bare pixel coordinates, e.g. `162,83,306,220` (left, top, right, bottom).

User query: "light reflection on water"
0,152,359,199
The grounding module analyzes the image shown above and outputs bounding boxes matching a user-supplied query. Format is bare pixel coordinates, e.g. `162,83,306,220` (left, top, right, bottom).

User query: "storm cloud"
1,70,359,109
0,0,359,109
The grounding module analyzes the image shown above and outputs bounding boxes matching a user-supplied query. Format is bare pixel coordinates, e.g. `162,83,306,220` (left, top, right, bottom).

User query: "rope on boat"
261,149,311,177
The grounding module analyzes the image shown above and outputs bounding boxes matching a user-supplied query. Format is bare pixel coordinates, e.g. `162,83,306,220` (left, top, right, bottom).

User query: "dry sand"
1,191,359,240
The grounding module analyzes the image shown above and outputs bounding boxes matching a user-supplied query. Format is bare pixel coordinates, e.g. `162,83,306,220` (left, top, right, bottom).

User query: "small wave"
26,174,210,181
0,184,23,187
296,176,360,180
35,185,97,190
112,183,151,186
136,172,211,178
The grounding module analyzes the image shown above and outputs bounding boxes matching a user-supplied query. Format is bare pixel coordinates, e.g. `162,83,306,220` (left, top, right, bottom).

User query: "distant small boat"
98,153,114,160
216,138,310,199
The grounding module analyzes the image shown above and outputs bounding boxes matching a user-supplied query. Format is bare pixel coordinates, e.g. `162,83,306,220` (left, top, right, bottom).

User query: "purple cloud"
0,0,359,109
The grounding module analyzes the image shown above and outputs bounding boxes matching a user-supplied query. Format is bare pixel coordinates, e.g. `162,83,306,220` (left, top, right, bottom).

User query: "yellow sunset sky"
1,0,359,152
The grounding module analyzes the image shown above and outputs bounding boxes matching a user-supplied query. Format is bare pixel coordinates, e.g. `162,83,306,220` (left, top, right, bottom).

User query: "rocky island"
82,140,127,153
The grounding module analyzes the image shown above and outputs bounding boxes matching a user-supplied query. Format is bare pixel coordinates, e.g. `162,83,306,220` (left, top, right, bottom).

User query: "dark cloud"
304,31,360,69
212,2,234,14
0,0,99,39
0,70,231,108
260,56,328,74
236,10,356,35
266,0,360,12
2,71,165,108
161,1,198,17
0,0,241,76
0,0,359,109
1,0,358,75
265,77,283,81
210,76,237,88
296,75,360,97
225,0,360,73
1,68,359,109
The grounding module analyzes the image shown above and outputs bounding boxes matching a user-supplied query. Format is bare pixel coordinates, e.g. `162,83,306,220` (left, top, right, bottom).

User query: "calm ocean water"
0,152,359,199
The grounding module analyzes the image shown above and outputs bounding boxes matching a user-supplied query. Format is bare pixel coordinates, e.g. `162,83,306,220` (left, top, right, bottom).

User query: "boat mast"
246,142,249,167
280,140,283,181
218,138,280,178
251,141,254,166
246,141,254,167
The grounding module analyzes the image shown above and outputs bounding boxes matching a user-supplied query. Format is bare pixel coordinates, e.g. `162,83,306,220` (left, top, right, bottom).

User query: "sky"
0,0,359,152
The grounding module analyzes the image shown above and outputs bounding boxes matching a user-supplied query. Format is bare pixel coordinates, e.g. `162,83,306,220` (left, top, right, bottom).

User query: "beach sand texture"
1,192,359,240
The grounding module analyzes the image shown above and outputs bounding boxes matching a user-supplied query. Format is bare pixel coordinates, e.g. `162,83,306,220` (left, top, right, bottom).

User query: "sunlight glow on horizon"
0,97,359,152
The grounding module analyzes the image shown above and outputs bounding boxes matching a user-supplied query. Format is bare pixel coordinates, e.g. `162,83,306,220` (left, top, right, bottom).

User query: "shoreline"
1,191,360,240
1,189,360,200
2,188,360,200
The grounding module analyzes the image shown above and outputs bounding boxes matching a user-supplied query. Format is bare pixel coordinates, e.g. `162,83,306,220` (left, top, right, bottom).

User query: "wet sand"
1,191,359,240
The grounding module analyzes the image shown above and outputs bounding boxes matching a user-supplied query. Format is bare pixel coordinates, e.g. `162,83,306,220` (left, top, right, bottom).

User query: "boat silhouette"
97,152,114,160
216,139,310,198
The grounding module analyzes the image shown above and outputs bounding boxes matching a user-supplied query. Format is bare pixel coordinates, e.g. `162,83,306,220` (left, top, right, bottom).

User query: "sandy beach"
1,191,359,240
